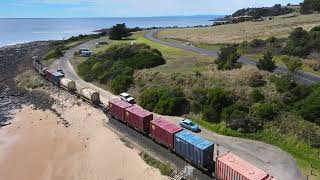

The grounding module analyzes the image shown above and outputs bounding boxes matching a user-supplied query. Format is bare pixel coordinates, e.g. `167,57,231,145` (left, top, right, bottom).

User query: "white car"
120,92,135,104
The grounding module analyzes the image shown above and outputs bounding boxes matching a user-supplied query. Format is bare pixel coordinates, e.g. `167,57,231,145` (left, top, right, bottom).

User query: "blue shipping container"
174,130,214,168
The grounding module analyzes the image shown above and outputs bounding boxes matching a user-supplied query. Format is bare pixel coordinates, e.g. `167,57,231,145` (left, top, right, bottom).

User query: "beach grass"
139,151,174,176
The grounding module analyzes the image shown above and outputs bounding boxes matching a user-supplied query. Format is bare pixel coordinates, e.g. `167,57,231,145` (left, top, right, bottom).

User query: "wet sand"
0,92,167,180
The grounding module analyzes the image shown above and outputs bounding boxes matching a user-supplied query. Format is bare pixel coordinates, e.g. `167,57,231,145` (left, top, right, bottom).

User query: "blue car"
179,119,200,132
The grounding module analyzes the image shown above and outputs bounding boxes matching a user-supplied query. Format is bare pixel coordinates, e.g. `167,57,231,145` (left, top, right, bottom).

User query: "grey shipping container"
174,130,214,169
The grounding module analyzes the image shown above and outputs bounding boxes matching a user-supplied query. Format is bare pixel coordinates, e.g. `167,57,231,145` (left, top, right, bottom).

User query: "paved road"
57,37,302,180
145,29,320,85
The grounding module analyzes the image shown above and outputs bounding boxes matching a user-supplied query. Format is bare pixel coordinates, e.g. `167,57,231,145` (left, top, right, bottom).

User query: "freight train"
33,58,277,180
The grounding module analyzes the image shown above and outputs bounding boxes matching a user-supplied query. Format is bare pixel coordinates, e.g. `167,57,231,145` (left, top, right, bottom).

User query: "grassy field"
71,32,320,179
157,13,320,44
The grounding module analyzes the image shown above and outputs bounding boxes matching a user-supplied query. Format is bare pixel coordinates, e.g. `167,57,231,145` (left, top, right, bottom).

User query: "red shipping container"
150,118,182,150
216,152,270,180
109,99,132,122
125,105,153,133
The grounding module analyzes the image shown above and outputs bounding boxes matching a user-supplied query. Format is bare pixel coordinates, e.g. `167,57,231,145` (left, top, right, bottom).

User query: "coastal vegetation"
77,43,165,94
109,23,132,40
71,30,320,177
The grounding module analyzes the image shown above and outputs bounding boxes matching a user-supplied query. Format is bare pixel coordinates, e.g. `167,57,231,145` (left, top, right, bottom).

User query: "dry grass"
158,13,320,44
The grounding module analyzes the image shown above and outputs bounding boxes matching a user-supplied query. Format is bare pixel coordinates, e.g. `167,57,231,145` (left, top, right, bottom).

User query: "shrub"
265,37,277,44
257,50,277,72
190,88,208,113
272,75,296,93
273,113,320,147
283,27,310,58
311,26,320,32
201,87,233,122
202,107,221,123
78,43,165,91
280,55,303,75
247,72,266,87
249,39,266,48
110,74,134,94
226,110,261,133
250,89,265,103
140,87,189,116
297,86,320,125
250,103,276,121
215,44,241,70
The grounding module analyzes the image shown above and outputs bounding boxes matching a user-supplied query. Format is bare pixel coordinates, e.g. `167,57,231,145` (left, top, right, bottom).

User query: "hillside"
69,31,320,179
157,13,320,44
232,4,294,19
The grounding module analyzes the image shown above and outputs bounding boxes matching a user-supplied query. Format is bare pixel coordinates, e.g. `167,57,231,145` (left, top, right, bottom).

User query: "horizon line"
0,14,226,19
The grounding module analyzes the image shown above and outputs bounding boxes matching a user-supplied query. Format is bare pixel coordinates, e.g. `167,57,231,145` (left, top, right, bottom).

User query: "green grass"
195,43,225,51
139,151,174,176
191,117,320,178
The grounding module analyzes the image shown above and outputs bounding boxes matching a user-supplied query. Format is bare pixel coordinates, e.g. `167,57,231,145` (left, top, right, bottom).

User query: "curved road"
145,29,320,85
57,35,302,180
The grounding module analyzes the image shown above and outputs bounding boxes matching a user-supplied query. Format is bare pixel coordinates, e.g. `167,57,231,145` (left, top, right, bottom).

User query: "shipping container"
44,70,64,86
108,99,132,122
150,118,182,149
80,88,100,105
174,130,214,169
125,105,153,133
60,78,76,92
216,152,270,180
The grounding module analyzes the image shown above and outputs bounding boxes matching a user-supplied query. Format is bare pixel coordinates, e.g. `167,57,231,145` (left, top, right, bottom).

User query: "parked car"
120,92,135,104
179,118,200,132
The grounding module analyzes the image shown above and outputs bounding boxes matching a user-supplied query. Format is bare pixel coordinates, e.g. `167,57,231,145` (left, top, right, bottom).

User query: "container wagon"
125,105,153,134
80,87,100,105
150,118,182,150
44,70,64,86
174,130,214,171
33,59,46,76
60,78,76,92
108,99,132,122
216,152,271,180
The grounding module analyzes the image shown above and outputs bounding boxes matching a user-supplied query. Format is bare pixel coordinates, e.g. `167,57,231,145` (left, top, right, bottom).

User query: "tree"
280,56,303,75
109,23,132,40
215,44,241,70
283,27,310,57
301,0,320,14
257,50,276,72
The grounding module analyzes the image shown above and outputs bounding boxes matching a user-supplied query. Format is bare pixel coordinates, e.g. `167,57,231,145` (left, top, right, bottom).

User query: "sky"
0,0,303,18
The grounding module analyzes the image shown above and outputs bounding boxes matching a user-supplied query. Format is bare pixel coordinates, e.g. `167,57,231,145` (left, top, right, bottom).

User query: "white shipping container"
60,78,76,91
80,88,100,104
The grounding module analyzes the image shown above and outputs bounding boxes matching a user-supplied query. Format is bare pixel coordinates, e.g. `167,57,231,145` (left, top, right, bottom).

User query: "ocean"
0,15,221,47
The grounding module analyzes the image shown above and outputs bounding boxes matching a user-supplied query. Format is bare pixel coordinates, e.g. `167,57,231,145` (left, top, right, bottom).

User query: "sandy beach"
0,90,167,180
